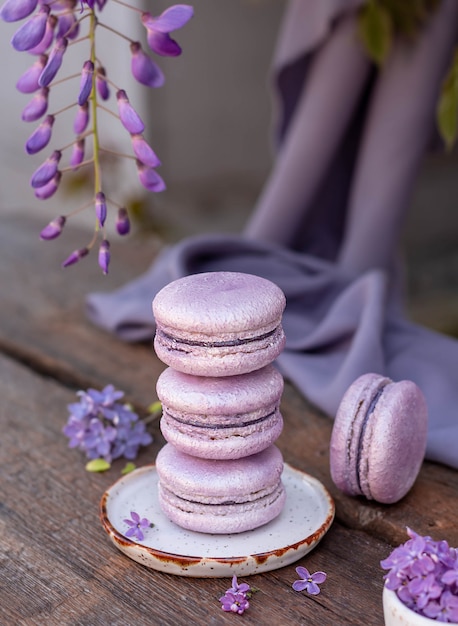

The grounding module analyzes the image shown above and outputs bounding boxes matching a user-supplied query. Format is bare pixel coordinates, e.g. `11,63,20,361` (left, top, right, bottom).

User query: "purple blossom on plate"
141,5,193,57
123,511,151,542
130,41,164,88
381,528,458,621
62,384,154,462
40,215,66,240
292,566,327,595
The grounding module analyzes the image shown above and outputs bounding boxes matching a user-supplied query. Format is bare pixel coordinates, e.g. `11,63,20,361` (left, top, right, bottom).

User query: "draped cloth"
86,0,458,469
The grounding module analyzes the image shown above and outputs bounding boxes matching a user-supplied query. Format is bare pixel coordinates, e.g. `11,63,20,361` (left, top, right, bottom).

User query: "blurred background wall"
0,0,457,334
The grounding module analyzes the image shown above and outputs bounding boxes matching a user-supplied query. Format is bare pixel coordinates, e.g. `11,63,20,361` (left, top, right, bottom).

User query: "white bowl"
383,586,458,626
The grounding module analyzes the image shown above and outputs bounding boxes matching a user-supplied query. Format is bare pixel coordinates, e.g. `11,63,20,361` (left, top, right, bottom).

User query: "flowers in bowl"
381,527,458,623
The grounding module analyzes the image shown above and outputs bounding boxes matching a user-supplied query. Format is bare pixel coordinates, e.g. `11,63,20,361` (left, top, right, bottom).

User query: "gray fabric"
86,0,458,469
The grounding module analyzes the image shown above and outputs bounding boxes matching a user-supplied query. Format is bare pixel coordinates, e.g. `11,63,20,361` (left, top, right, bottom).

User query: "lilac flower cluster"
0,0,193,272
381,527,458,622
219,575,252,615
123,510,151,541
63,383,152,463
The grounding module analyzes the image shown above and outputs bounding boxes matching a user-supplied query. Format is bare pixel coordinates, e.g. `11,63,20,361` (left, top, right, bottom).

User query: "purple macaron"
152,272,286,377
157,364,284,460
156,443,286,534
330,373,428,504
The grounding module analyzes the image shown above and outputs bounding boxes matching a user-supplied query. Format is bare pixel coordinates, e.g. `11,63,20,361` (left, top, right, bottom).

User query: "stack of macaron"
152,271,288,534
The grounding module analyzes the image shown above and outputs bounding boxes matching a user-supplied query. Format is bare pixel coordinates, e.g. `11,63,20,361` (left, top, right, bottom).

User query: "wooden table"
1,215,456,626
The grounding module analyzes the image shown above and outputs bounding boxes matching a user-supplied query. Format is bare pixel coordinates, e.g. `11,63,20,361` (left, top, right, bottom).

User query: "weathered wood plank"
0,353,389,626
0,215,456,551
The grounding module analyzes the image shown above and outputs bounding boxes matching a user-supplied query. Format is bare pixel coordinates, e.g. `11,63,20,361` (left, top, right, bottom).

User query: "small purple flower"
116,89,144,134
78,60,94,106
292,566,327,595
40,215,66,240
16,54,47,94
30,149,61,188
130,41,164,88
96,66,109,100
25,114,54,154
136,161,166,192
98,239,110,274
423,591,458,622
0,0,38,22
115,207,130,235
131,134,161,168
61,246,89,268
141,5,193,57
35,172,61,199
11,5,49,51
123,511,151,541
27,13,57,55
70,138,85,169
21,87,49,122
73,102,90,134
39,37,68,87
95,191,107,227
220,591,250,615
228,574,251,595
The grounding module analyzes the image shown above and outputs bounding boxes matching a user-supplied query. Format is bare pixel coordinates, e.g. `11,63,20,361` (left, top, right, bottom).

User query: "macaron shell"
330,373,391,496
358,380,428,503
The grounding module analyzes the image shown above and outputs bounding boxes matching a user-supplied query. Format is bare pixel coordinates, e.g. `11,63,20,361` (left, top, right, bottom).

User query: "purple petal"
95,191,107,227
61,247,89,268
124,526,136,537
115,207,130,235
70,138,85,169
57,11,79,39
16,54,47,93
130,511,140,523
11,6,49,51
137,162,166,192
296,566,311,580
142,5,194,33
30,149,61,187
306,581,321,595
116,89,144,134
96,66,109,100
27,13,57,55
130,42,164,88
145,31,181,57
131,134,161,168
292,580,308,592
78,60,94,106
98,239,110,274
40,215,66,239
73,102,90,134
311,571,327,584
21,87,49,122
39,37,68,86
25,114,54,154
0,0,38,22
34,172,61,199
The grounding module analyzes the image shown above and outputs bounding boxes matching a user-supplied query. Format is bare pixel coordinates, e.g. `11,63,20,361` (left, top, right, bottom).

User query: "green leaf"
357,0,393,66
85,458,111,472
437,48,458,151
121,462,136,475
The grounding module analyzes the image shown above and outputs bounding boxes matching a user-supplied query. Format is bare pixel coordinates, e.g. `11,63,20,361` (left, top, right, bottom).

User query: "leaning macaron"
156,443,286,534
152,272,286,377
330,373,428,504
157,364,284,460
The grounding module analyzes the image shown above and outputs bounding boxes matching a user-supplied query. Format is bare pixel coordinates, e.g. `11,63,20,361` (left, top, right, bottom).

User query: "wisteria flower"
123,511,151,541
381,528,458,622
1,0,193,272
292,566,327,595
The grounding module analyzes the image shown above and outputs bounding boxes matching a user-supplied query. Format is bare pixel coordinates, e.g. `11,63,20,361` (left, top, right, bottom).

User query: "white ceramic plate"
100,463,335,578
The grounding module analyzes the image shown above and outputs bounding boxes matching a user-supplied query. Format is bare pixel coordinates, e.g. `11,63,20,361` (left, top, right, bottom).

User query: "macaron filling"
162,407,279,430
156,326,280,349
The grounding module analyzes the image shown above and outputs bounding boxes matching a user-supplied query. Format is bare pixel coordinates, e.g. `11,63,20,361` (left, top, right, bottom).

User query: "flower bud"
62,247,89,268
131,134,161,168
40,215,66,239
21,87,49,122
96,66,109,100
30,149,61,188
116,89,144,134
78,60,94,106
16,54,47,94
39,37,68,87
73,102,90,134
130,41,164,88
0,0,38,22
70,138,85,169
25,114,54,154
27,13,57,55
115,207,130,235
98,239,110,274
11,6,49,52
95,191,107,227
136,161,166,192
34,172,61,199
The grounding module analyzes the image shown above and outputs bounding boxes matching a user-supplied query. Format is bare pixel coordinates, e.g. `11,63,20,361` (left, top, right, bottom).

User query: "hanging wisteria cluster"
0,0,193,272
